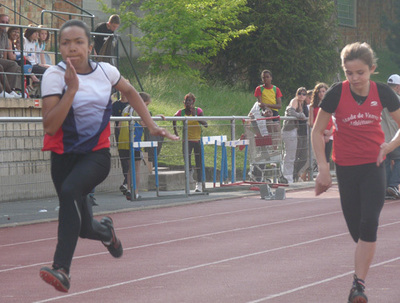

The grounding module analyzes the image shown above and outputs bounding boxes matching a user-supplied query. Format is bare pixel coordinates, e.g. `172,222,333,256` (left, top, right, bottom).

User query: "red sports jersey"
332,80,384,166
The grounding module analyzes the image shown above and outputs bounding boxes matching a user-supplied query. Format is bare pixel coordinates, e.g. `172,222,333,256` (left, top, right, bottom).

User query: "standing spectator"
309,82,332,164
173,93,208,192
293,88,310,182
281,87,307,183
312,42,400,303
116,91,151,200
381,74,400,199
93,14,120,55
0,14,22,97
38,19,177,293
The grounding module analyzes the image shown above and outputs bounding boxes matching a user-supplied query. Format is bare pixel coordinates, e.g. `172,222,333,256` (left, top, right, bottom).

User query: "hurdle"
217,139,249,187
129,140,159,200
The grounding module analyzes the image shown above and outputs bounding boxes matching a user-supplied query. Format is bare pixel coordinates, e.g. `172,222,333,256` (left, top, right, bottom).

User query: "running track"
1,186,400,302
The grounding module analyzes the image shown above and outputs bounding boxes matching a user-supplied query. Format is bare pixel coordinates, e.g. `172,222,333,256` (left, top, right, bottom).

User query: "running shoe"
39,266,70,292
386,186,400,199
195,182,202,193
100,216,123,258
348,275,368,303
119,184,128,195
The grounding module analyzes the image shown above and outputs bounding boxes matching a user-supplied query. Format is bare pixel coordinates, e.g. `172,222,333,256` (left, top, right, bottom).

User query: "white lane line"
0,198,324,248
246,255,400,302
32,226,400,303
0,210,342,273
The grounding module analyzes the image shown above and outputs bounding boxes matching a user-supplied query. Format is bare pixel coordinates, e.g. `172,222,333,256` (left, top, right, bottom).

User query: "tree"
207,0,340,101
100,0,255,72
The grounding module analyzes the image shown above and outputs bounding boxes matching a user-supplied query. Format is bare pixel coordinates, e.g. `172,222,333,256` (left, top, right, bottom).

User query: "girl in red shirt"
312,42,400,303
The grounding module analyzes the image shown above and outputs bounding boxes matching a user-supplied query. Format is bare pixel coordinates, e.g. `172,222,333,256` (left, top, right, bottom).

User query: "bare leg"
354,240,376,280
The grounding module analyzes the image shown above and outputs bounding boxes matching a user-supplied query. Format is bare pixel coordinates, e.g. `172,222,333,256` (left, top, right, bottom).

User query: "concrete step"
148,170,195,191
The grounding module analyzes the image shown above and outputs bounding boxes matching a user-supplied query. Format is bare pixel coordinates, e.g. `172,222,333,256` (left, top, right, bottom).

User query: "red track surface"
1,186,400,303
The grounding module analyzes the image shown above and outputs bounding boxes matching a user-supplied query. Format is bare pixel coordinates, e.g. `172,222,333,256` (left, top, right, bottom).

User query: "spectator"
93,14,120,55
281,87,307,183
23,25,50,75
173,93,208,192
7,26,40,86
37,25,52,65
309,83,332,164
381,74,400,199
293,88,310,182
0,14,22,97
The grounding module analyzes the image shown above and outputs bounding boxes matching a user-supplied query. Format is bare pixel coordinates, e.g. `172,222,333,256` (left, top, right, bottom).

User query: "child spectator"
173,93,208,192
117,91,154,200
37,25,52,65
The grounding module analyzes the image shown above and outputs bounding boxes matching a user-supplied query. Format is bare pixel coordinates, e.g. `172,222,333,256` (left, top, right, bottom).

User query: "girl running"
39,19,177,292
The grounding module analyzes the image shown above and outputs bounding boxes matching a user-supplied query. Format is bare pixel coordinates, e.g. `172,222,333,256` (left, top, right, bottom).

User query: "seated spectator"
0,14,22,97
23,25,50,76
7,26,40,84
37,25,52,65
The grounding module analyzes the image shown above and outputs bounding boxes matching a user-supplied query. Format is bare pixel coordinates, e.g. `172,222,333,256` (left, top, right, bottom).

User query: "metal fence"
0,115,314,203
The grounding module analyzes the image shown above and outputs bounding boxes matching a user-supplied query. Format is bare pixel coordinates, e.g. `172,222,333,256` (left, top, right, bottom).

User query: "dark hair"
184,92,196,102
139,92,151,102
24,24,39,41
310,82,328,108
7,27,19,39
59,19,92,44
261,69,272,79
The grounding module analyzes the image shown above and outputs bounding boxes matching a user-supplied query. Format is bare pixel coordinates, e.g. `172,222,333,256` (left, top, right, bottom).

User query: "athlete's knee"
359,218,379,242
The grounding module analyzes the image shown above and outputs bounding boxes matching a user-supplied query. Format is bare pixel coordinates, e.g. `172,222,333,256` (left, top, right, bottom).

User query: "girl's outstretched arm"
115,77,178,141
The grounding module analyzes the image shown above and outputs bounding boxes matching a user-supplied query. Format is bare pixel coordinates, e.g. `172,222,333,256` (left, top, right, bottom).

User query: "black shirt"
321,81,399,114
94,22,113,54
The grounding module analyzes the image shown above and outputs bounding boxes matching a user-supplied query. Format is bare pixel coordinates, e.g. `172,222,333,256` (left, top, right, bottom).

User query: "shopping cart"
242,116,286,185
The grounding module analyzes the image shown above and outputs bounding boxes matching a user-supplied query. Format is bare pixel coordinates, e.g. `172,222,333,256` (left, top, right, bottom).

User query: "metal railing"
0,115,313,203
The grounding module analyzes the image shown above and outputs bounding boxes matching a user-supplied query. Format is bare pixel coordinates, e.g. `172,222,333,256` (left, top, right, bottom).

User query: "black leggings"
336,162,385,243
183,141,202,182
50,149,112,271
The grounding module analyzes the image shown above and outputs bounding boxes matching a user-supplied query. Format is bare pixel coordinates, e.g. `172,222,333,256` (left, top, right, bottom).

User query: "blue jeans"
385,157,400,188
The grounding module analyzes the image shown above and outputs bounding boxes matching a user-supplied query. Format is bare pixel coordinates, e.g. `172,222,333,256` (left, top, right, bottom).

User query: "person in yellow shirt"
254,69,283,120
173,93,208,192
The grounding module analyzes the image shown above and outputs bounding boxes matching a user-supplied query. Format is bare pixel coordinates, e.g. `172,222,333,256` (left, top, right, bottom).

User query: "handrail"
41,10,95,28
0,2,38,25
62,0,96,31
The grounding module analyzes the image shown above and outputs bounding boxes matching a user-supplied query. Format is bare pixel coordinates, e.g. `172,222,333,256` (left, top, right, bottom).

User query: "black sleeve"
319,82,342,114
376,82,400,112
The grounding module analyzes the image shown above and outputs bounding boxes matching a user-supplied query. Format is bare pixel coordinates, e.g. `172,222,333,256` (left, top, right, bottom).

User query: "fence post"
183,120,190,196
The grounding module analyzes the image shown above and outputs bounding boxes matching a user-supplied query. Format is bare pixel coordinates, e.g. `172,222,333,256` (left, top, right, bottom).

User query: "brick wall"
1,0,83,27
338,0,395,48
0,99,136,202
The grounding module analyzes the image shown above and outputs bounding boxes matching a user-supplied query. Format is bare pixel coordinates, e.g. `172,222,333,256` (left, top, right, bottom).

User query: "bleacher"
0,0,122,101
